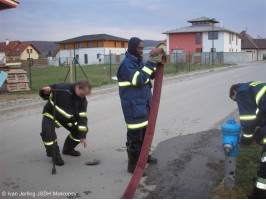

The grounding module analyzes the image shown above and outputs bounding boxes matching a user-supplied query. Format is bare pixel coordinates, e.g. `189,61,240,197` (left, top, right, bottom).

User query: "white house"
58,34,128,65
163,17,241,54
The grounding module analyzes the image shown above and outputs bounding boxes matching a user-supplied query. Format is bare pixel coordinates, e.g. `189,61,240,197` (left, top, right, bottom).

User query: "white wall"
202,32,224,52
166,34,170,55
59,48,127,65
241,49,260,61
224,32,241,52
202,31,241,52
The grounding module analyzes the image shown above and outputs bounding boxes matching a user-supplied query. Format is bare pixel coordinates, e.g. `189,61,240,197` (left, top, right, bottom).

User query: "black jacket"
42,83,88,139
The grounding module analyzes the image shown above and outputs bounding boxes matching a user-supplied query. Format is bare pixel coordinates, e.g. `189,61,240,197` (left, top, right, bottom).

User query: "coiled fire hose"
122,62,165,199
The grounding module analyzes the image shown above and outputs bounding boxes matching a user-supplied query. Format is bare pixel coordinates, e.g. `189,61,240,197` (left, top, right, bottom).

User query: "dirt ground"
0,93,40,108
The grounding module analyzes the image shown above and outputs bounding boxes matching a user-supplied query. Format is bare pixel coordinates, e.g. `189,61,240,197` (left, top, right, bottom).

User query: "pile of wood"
0,62,30,92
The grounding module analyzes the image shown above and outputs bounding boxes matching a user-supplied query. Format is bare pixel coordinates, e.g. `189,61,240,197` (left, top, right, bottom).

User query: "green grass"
235,144,262,195
210,143,262,198
17,63,231,94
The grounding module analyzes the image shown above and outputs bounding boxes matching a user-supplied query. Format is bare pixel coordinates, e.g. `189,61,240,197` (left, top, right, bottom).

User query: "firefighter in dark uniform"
117,37,164,173
39,79,92,166
230,81,266,198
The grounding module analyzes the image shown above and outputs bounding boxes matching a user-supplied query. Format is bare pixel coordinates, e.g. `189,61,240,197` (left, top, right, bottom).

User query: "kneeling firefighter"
117,37,165,173
230,81,266,198
39,79,92,166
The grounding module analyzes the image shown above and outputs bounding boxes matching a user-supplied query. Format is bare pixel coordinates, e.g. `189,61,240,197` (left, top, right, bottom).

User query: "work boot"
127,150,136,173
63,149,81,156
62,135,81,156
47,144,64,166
127,150,147,176
52,152,64,166
147,155,158,164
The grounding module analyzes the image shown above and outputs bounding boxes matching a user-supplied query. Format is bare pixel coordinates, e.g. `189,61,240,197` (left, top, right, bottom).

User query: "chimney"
241,31,246,35
6,39,9,46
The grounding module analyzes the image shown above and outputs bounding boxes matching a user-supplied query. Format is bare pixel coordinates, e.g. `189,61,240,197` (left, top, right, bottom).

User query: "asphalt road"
0,61,265,199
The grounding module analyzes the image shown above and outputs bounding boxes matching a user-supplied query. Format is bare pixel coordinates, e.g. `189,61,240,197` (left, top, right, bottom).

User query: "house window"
88,42,92,48
97,41,100,47
64,44,68,49
80,43,84,48
196,32,201,44
74,43,79,49
84,54,88,64
121,42,124,48
30,49,32,53
27,49,29,53
208,31,218,40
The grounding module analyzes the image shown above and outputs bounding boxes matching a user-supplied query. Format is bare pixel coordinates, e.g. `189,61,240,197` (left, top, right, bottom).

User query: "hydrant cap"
221,118,241,134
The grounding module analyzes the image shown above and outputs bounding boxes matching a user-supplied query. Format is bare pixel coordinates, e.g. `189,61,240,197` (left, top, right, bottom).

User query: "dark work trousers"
126,127,146,153
40,116,80,156
253,124,266,198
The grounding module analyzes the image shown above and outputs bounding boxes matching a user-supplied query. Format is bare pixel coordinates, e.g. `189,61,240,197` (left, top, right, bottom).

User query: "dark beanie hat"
128,37,143,56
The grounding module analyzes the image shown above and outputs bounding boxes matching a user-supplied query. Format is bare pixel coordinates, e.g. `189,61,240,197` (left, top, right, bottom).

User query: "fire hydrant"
221,118,241,191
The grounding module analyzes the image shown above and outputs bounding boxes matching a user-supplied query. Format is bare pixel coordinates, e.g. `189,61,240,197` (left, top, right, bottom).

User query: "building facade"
58,34,128,65
163,17,241,54
240,31,266,60
0,40,41,63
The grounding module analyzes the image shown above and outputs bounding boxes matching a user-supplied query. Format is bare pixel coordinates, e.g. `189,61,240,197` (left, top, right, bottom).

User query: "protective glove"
148,48,166,64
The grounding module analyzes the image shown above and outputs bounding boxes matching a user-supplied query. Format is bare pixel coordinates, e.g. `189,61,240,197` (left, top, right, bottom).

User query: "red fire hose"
122,62,165,199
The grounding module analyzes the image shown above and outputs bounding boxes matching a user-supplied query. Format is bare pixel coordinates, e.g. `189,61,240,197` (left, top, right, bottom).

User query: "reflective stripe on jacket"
42,83,88,139
117,52,156,129
237,81,266,137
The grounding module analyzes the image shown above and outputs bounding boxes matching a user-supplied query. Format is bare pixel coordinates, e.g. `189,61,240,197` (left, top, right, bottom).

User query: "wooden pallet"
5,69,30,92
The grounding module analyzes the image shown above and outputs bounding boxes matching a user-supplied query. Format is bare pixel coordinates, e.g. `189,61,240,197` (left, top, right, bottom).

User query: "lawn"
210,143,262,198
22,63,231,94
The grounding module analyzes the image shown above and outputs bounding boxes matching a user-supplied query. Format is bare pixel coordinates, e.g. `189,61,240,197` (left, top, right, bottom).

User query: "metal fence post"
28,52,32,89
189,51,191,72
109,50,112,79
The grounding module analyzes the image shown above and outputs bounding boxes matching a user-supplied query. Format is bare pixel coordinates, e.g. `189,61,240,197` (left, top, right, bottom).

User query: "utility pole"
212,18,215,65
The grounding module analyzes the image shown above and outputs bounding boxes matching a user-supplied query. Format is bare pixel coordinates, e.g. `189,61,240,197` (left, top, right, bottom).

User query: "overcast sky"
0,0,265,42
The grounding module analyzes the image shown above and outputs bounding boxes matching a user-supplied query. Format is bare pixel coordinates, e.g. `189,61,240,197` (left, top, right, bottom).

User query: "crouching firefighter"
39,79,92,166
117,37,165,174
230,81,266,198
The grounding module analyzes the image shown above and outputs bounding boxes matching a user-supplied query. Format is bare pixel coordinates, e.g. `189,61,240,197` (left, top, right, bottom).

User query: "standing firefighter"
39,79,92,166
230,81,266,198
117,37,164,173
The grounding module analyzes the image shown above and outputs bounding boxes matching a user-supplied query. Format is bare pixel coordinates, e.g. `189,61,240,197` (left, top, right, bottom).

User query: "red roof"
0,40,21,51
8,43,41,55
0,41,41,55
0,43,8,51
